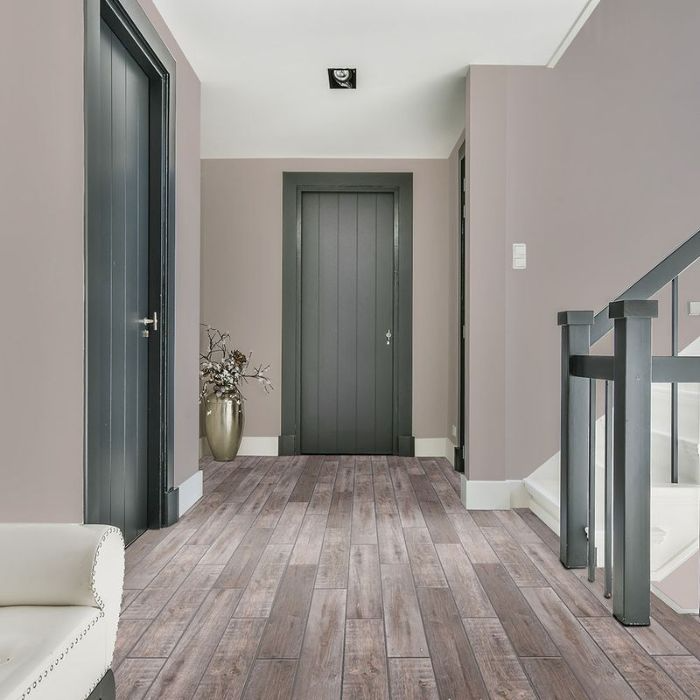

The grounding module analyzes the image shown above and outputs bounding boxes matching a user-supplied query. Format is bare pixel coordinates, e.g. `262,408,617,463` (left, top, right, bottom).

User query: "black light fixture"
328,68,356,89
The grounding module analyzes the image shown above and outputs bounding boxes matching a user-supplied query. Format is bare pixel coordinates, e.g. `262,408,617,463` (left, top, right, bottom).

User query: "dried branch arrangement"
199,324,272,404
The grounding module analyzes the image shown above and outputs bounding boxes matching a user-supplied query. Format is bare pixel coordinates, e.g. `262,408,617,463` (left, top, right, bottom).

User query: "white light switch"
688,301,700,316
513,243,527,270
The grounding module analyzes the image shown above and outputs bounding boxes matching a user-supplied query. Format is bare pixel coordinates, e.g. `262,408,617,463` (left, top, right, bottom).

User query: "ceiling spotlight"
328,68,356,89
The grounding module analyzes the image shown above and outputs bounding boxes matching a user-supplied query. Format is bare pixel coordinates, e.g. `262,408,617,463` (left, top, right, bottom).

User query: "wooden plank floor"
115,456,700,699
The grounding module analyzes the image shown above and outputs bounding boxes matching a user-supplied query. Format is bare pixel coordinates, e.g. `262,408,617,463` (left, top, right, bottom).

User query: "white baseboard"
177,469,203,517
460,476,529,510
200,436,456,462
199,436,279,457
415,437,456,465
529,497,560,535
238,437,278,456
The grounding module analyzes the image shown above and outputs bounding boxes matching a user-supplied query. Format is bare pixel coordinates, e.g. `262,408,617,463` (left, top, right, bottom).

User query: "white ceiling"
152,0,598,158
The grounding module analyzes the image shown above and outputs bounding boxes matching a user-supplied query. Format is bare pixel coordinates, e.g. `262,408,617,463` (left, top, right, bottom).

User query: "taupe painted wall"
0,0,201,521
0,1,85,521
655,552,699,613
201,159,454,442
467,0,700,481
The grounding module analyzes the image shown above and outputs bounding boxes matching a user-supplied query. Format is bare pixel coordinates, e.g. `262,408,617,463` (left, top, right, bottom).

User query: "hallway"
115,456,700,698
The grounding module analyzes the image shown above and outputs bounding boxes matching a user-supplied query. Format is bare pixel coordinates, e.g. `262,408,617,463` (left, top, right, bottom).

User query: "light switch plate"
513,243,527,270
688,301,700,316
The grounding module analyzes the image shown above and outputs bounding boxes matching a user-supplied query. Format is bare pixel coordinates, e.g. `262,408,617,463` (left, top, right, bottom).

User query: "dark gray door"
300,192,395,454
86,20,150,544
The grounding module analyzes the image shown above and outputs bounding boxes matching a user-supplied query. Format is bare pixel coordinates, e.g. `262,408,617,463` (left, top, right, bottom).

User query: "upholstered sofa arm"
0,524,124,613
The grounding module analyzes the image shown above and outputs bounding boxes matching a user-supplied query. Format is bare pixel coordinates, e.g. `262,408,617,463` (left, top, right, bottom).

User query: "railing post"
609,299,658,626
558,310,594,569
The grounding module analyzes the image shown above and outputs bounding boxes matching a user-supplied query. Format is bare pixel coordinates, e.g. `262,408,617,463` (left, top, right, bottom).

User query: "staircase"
531,229,700,624
524,381,700,613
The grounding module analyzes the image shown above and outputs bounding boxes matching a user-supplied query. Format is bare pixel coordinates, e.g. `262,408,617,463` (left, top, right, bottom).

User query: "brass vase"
204,393,244,461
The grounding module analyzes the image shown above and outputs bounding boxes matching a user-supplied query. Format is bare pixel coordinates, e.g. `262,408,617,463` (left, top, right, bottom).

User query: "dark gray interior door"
86,20,150,544
300,192,395,454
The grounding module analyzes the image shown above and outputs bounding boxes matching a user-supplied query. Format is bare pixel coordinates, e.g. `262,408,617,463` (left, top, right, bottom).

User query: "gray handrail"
591,228,700,344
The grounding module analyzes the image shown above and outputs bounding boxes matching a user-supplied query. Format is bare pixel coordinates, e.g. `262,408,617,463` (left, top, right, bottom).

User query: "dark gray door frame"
84,0,178,528
455,143,466,472
280,172,414,456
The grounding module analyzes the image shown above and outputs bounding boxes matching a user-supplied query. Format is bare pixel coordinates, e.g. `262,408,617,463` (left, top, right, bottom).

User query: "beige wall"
0,0,201,521
201,159,454,441
467,0,700,481
0,1,85,521
654,552,699,613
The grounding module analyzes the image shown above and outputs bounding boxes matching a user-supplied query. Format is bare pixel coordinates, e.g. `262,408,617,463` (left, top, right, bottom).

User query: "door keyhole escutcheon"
386,329,392,345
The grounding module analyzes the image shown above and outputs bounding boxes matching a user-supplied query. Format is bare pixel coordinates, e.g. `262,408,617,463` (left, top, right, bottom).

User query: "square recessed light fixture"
328,68,356,89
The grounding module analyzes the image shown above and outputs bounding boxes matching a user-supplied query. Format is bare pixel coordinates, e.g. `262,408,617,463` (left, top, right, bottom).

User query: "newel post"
558,310,594,569
610,299,657,626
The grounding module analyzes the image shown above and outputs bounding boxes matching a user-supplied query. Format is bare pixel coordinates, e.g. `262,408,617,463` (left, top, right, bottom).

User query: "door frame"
455,143,467,472
280,172,414,456
84,0,178,528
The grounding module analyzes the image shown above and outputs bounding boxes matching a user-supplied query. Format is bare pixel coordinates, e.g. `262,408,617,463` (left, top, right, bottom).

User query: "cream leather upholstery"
0,524,124,700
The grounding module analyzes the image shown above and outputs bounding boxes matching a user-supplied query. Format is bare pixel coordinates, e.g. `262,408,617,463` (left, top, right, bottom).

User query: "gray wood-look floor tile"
194,618,266,700
521,587,637,699
417,586,489,699
115,457,700,700
292,588,346,699
579,616,687,699
387,659,439,699
462,617,537,699
347,544,383,619
342,619,390,699
382,563,429,657
241,659,297,700
520,657,588,700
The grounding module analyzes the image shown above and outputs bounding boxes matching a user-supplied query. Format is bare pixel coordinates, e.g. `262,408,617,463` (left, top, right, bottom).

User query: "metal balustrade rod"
604,380,613,598
671,276,679,484
588,380,597,582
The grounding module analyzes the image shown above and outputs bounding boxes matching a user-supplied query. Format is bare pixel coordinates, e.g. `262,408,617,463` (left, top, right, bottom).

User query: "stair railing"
559,228,700,626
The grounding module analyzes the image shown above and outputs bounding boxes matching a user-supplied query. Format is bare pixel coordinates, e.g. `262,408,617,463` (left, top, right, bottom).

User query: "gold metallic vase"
204,393,244,461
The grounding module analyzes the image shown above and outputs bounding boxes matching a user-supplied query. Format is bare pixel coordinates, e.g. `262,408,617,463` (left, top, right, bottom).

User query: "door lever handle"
139,312,158,331
385,329,392,346
139,312,158,337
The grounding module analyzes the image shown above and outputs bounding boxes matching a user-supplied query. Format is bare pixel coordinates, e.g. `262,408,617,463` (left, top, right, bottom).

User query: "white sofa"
0,525,124,700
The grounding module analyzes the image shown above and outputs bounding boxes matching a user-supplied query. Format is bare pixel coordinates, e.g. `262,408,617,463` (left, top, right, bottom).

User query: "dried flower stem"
200,324,273,403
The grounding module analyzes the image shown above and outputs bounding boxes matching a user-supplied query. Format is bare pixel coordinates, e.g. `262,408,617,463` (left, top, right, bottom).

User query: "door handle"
139,312,158,337
385,329,392,346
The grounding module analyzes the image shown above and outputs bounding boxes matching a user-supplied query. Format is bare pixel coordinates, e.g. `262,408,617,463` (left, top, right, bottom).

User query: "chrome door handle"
385,329,392,345
139,312,158,337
